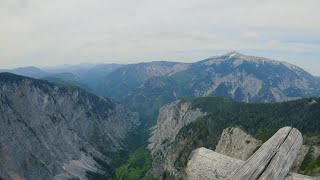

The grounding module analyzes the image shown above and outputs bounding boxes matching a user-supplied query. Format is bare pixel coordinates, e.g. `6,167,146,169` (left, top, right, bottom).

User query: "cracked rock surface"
186,127,318,180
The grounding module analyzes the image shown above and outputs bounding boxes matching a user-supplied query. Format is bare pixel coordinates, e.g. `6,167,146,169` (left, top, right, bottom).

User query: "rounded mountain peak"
223,51,242,57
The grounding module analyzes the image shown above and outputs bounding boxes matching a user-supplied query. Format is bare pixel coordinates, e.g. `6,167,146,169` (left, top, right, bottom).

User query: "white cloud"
0,0,319,75
264,40,316,53
240,32,260,40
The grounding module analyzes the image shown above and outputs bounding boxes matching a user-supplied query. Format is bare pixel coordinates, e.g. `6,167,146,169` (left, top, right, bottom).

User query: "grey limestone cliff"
0,73,139,180
148,100,206,176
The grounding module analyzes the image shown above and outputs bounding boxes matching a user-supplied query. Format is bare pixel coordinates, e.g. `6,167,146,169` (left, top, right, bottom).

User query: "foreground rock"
186,148,317,180
215,127,262,161
230,127,302,179
186,127,318,180
216,127,320,175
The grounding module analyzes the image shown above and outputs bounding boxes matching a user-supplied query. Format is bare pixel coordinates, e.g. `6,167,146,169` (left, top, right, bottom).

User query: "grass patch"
114,147,152,180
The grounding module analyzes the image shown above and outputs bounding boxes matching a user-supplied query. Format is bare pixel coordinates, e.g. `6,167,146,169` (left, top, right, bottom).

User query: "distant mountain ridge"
100,52,318,102
0,66,48,78
1,64,124,94
187,51,318,101
93,52,319,124
2,53,319,104
42,63,123,82
96,61,190,99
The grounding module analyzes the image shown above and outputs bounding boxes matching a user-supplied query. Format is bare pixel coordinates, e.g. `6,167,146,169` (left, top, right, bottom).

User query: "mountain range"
2,52,320,126
3,52,319,106
0,66,48,78
95,52,320,124
0,52,320,179
114,51,318,102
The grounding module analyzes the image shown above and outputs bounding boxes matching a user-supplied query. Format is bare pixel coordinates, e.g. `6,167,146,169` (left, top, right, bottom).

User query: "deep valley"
0,52,320,179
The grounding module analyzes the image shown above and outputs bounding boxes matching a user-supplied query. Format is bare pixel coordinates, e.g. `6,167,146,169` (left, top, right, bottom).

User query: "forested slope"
149,97,320,177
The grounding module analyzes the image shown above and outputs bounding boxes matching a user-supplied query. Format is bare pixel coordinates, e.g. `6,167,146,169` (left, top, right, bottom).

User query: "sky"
0,0,320,75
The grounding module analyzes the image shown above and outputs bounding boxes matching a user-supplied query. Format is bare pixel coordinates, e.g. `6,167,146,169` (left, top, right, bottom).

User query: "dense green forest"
114,148,152,180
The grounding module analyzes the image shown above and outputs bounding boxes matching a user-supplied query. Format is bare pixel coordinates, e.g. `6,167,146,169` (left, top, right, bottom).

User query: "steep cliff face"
147,100,206,176
0,73,139,180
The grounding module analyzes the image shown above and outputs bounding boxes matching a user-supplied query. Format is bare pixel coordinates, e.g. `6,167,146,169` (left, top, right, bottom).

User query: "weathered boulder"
216,126,319,175
186,127,318,180
186,148,317,180
215,127,262,161
292,145,311,172
230,127,302,179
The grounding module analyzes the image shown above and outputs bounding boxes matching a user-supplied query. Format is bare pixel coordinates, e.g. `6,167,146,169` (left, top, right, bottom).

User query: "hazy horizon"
1,50,320,76
1,0,319,75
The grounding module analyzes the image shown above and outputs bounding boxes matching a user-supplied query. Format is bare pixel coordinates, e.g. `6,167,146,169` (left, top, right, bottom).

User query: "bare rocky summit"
190,52,318,102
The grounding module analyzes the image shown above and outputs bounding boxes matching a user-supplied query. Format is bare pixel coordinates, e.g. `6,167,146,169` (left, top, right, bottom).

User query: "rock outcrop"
186,127,318,180
186,147,317,180
215,126,320,176
148,100,206,176
0,73,139,180
292,145,312,172
148,100,206,154
147,97,320,178
215,127,262,161
229,127,302,179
